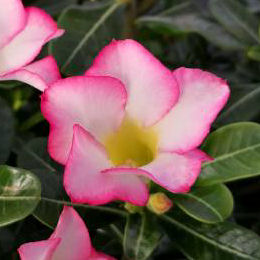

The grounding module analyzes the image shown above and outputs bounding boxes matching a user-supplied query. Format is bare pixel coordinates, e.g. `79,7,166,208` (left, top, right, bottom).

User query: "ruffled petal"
41,76,127,164
156,68,230,153
141,152,203,193
50,206,92,260
0,0,26,48
0,56,61,91
0,7,63,75
64,125,148,206
18,238,61,260
86,39,179,127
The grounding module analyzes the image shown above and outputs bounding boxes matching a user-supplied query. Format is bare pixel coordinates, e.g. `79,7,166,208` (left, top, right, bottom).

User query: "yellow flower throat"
104,118,158,167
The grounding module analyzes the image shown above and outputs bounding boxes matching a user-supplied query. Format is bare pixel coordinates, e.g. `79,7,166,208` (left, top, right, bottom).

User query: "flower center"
104,117,158,167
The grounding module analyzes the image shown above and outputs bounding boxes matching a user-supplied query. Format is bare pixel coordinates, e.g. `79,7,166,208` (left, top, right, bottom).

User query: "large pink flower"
18,206,115,260
0,0,64,91
41,39,230,206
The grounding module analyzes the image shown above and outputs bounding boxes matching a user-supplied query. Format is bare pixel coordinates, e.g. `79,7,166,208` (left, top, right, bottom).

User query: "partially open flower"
41,39,229,206
18,206,115,260
0,0,64,91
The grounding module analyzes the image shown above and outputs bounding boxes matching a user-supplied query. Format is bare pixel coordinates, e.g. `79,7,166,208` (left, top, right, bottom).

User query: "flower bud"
147,192,173,215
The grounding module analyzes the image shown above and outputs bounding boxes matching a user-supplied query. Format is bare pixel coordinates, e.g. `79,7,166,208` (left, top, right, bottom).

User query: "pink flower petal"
0,0,26,48
86,39,179,127
41,76,127,164
186,149,213,162
18,207,115,260
49,206,92,260
64,125,148,206
156,67,230,153
104,151,202,193
0,7,63,75
0,56,61,91
142,152,202,193
18,238,61,260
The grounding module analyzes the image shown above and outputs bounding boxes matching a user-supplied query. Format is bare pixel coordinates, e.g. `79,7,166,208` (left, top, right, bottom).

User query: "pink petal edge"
0,7,63,75
0,56,61,91
64,124,149,206
41,76,127,164
156,67,230,153
86,39,179,127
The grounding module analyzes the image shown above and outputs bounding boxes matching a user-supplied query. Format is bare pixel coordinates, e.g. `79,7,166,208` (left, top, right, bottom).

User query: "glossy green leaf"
197,122,260,186
49,1,126,75
32,0,77,15
0,97,14,164
209,0,259,45
160,209,260,259
215,83,260,126
0,165,41,227
123,212,162,260
248,45,260,61
174,184,234,224
137,1,245,50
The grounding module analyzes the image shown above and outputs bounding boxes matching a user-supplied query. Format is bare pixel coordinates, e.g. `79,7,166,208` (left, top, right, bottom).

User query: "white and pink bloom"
18,206,115,260
41,39,230,206
0,0,64,91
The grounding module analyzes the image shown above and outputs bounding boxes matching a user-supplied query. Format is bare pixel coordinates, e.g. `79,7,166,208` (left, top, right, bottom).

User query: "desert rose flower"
41,39,230,206
0,0,64,91
18,206,115,260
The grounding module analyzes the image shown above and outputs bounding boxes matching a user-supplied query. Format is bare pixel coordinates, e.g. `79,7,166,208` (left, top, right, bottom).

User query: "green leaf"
49,1,126,75
197,122,260,186
0,165,41,227
160,209,260,259
0,97,14,164
137,1,245,50
123,212,162,260
248,45,260,61
174,184,234,224
16,137,61,173
32,0,77,16
215,83,260,126
209,0,259,45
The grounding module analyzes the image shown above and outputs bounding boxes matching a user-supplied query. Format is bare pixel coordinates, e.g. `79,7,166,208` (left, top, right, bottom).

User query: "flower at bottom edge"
18,206,115,260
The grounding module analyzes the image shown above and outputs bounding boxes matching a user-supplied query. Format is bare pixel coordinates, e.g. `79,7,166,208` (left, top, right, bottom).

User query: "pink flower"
18,206,115,260
0,0,64,91
41,39,230,206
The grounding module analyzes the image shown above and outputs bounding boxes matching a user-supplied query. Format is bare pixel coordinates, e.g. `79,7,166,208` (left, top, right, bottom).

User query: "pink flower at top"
0,0,64,91
41,39,230,206
18,206,115,260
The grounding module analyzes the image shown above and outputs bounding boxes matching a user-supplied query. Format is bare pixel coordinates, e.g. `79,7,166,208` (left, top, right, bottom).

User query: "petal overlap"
0,7,64,75
86,39,179,127
156,67,230,153
0,56,61,91
41,76,127,164
64,125,148,206
0,0,26,49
